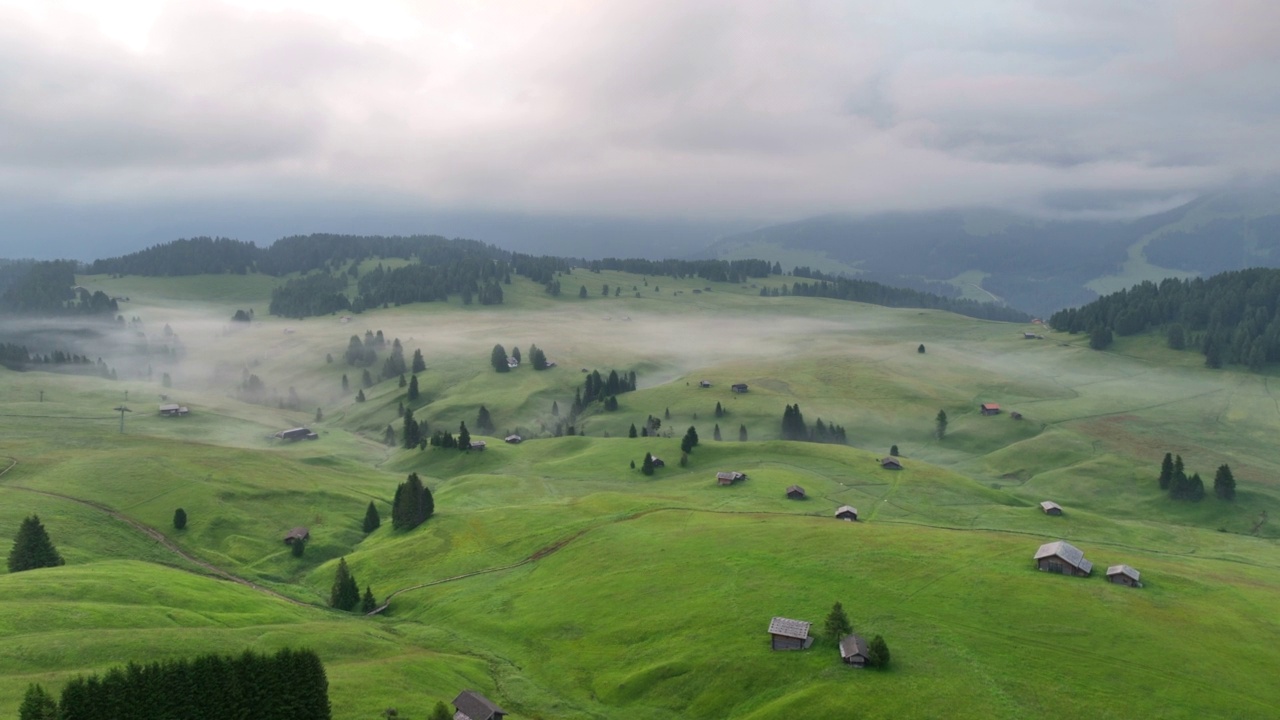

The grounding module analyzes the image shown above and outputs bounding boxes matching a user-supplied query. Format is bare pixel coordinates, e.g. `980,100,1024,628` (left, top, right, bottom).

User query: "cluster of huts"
1034,540,1142,587
767,617,873,667
158,403,190,417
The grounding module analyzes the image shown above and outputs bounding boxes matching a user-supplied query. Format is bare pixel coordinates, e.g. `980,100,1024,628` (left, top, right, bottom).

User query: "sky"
0,0,1277,258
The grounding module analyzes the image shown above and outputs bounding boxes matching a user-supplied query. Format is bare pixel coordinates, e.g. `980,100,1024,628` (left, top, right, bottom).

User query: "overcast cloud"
0,0,1277,256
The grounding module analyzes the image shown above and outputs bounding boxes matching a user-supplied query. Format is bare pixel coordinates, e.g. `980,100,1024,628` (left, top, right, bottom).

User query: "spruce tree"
362,502,381,533
412,348,426,373
173,508,187,530
868,635,891,669
7,515,64,573
490,344,509,373
355,389,366,402
19,683,58,720
1188,472,1205,501
361,586,377,614
713,424,722,441
1214,463,1236,500
429,701,452,720
291,538,306,557
329,558,360,611
1159,452,1174,490
823,602,852,643
715,401,724,418
476,405,495,434
341,373,349,392
402,408,419,449
384,424,396,446
739,424,748,441
1170,455,1187,499
362,368,374,387
629,423,637,438
408,374,420,401
680,426,699,454
890,444,899,457
935,409,948,440
641,452,655,476
458,421,472,450
918,343,926,353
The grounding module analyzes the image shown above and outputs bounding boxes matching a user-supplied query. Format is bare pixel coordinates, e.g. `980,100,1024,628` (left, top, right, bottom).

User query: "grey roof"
767,616,811,640
717,471,743,481
1107,564,1140,581
1040,501,1062,512
285,527,309,540
1035,540,1092,572
159,403,180,411
786,485,805,495
881,457,901,468
839,634,869,660
453,690,506,720
835,505,858,517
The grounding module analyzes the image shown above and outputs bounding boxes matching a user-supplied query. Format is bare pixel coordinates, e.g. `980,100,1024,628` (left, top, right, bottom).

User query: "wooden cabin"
880,457,902,470
980,403,1001,415
699,380,712,388
1040,501,1063,516
275,427,318,441
834,505,859,522
716,471,746,485
1011,411,1024,420
468,440,487,451
767,617,812,651
786,485,806,499
504,434,522,444
1107,564,1142,587
452,690,507,720
731,383,749,393
1034,540,1093,577
839,634,870,667
158,403,189,417
283,527,309,545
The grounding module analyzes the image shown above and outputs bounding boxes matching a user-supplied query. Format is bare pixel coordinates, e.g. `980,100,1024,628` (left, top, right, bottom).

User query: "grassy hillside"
0,268,1277,718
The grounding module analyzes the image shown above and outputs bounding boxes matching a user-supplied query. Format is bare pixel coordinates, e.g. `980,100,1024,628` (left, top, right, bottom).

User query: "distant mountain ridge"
704,187,1280,316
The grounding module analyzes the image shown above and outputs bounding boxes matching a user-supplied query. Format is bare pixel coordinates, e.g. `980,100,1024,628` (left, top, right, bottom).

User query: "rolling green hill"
1,267,1277,718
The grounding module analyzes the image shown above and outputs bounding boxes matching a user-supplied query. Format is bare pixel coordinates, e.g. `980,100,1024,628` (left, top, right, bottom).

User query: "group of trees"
21,648,331,720
823,602,890,669
0,260,119,317
777,267,1030,323
1158,454,1235,501
780,405,848,444
7,515,64,573
1051,268,1280,370
0,343,97,373
391,473,435,531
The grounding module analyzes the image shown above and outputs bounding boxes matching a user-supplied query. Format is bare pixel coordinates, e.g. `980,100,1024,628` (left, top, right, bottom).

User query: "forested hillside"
0,260,116,316
1050,268,1280,369
787,268,1030,322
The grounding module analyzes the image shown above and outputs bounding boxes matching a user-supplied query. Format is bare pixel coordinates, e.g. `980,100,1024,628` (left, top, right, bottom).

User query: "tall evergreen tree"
1188,472,1206,501
680,426,699,454
579,284,588,298
7,515,64,573
391,473,434,530
628,423,637,438
476,405,495,434
490,344,509,373
361,368,374,387
935,409,948,440
823,602,852,644
173,508,187,530
355,389,366,403
1214,463,1236,500
361,586,377,614
429,701,452,720
641,452,655,476
411,348,426,373
384,424,396,446
1169,455,1189,499
329,558,360,611
362,502,381,533
739,424,748,441
407,374,420,401
341,373,349,392
1159,452,1174,490
713,424,721,441
868,635,891,669
402,408,420,449
19,683,58,720
715,401,724,418
458,421,472,450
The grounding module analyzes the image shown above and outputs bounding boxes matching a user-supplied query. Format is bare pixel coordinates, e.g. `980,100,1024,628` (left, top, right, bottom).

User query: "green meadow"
1,268,1278,718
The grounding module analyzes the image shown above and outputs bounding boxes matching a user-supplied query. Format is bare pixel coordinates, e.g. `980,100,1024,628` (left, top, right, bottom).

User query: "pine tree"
935,409,947,440
1188,472,1206,501
429,701,452,720
392,473,433,530
458,421,471,450
7,515,64,573
173,508,187,530
341,373,349,392
714,401,724,418
823,602,852,643
918,343,925,353
384,424,396,446
664,407,671,420
402,408,420,449
551,400,560,416
361,368,374,387
1214,463,1236,500
19,683,58,720
713,424,721,441
361,586,377,614
579,285,588,298
681,426,699,454
476,405,495,434
868,635,891,669
629,423,637,438
362,502,381,533
490,344,509,373
890,444,899,457
1159,452,1174,490
641,452,655,476
408,374,420,401
1169,455,1189,499
739,424,748,441
412,348,426,373
398,374,406,388
355,389,366,402
291,538,306,557
329,558,360,611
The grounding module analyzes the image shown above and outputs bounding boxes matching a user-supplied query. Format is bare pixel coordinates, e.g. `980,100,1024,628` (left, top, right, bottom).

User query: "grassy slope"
0,269,1276,718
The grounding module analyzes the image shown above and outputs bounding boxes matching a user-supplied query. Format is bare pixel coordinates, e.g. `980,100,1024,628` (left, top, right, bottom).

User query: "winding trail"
0,456,308,607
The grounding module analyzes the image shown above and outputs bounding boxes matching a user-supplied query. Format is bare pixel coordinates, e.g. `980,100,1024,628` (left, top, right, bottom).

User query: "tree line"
0,260,118,317
1050,268,1280,369
779,267,1031,322
781,404,848,444
1158,453,1235,501
20,647,331,720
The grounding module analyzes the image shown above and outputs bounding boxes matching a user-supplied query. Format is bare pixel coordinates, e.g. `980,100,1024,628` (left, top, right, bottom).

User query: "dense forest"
1049,268,1280,369
0,260,117,316
784,268,1031,322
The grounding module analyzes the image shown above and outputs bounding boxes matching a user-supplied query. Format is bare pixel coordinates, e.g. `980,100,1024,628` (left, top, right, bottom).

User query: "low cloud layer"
1,0,1277,255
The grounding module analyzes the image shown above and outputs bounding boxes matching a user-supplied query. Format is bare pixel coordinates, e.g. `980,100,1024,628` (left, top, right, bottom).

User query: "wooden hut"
980,403,1001,415
468,440,487,451
731,383,749,393
452,690,507,720
275,427,318,441
786,485,806,499
283,527,309,545
504,434,522,444
1106,564,1142,587
716,471,745,485
1040,501,1063,516
880,457,902,470
158,403,189,417
767,617,812,650
699,380,712,388
839,634,870,667
1034,540,1093,576
834,505,859,522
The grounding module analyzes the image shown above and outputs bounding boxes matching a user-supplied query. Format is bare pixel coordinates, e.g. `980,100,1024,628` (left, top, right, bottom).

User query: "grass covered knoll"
0,267,1279,718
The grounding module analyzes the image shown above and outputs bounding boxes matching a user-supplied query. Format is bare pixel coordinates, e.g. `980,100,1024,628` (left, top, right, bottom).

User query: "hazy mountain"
705,186,1280,317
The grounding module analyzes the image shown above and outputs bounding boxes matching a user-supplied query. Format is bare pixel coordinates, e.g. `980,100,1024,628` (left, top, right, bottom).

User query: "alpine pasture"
2,268,1278,719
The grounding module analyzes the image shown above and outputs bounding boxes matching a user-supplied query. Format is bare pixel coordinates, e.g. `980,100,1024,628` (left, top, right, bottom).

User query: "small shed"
158,403,189,417
699,380,712,388
835,505,859,522
716,471,746,485
1034,540,1093,576
1011,411,1024,420
786,485,806,499
468,440,487,451
980,403,1001,415
731,383,749,393
504,434,522,444
1107,564,1142,587
880,457,902,470
839,634,870,667
767,617,813,651
452,690,507,720
1040,501,1063,516
283,527,309,545
275,427,318,441
1024,332,1038,339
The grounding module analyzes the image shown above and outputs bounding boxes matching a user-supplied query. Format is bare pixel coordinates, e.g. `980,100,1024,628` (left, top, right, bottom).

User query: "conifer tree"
935,409,947,440
868,635,891,669
173,508,187,530
362,502,381,533
291,538,306,557
680,426,699,454
823,602,852,643
412,348,426,373
408,374,420,401
402,408,420,449
918,343,926,353
629,423,638,438
1170,455,1188,499
641,452,655,476
715,401,724,418
392,473,434,530
579,285,588,298
458,421,471,450
429,701,452,720
355,389,366,402
19,683,58,720
551,400,559,416
1159,452,1174,490
1214,463,1236,500
361,586,377,614
476,405,495,434
329,558,360,611
512,346,521,364
384,424,396,446
713,424,721,441
7,515,64,573
341,373,349,392
739,424,748,441
398,374,406,388
361,368,374,387
890,444,899,457
490,344,509,373
1188,472,1205,501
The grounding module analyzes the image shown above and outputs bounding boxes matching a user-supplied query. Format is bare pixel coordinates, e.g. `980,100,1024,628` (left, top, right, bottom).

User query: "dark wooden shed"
980,403,1001,415
839,634,870,667
786,485,805,499
731,383,749,393
453,690,507,720
717,471,745,485
1034,540,1093,577
283,527,309,545
1106,564,1142,587
1040,501,1063,516
275,427,318,441
880,457,902,470
768,616,812,651
835,505,859,521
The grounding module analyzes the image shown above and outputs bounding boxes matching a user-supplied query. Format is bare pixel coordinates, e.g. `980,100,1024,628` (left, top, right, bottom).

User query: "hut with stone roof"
834,505,859,521
1040,501,1063,516
768,616,813,651
839,634,870,667
1106,564,1142,587
1034,540,1092,577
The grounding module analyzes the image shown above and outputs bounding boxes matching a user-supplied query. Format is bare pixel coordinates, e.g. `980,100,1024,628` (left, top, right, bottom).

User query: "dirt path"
0,456,309,608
